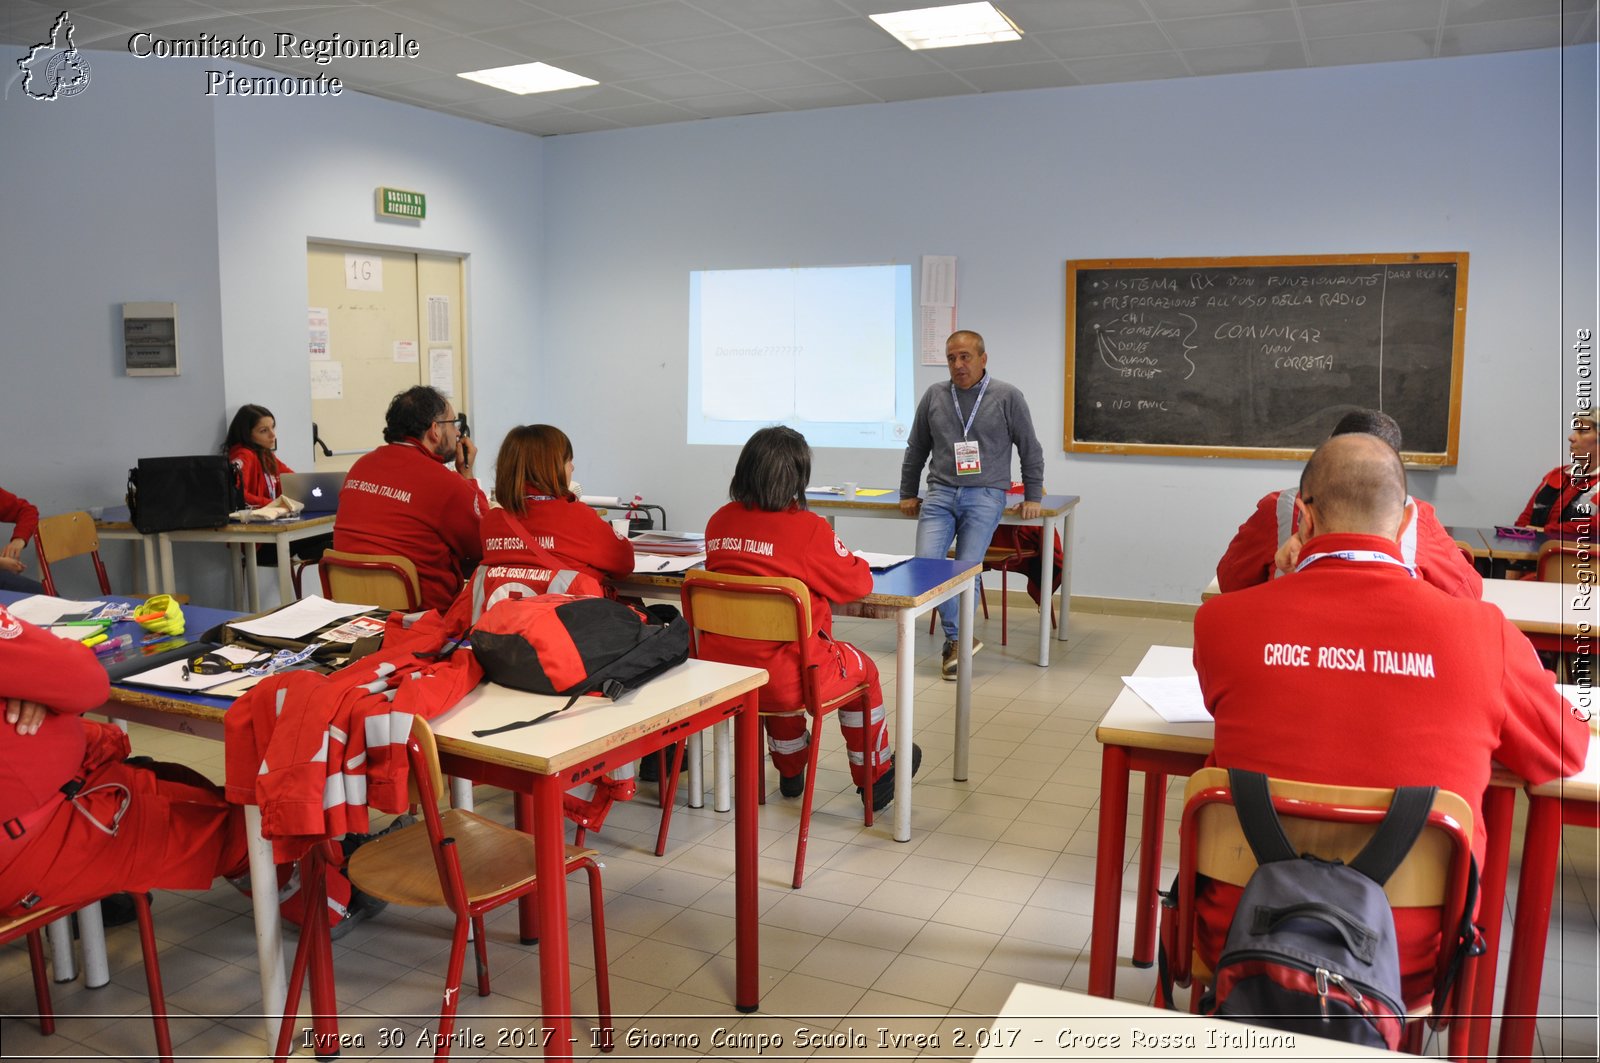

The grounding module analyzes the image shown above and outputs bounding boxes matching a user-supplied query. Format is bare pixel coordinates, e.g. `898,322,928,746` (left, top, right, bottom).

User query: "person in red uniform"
0,484,41,593
1216,409,1482,599
701,426,919,809
1517,409,1597,538
1193,432,1588,1007
224,403,293,508
333,386,485,611
485,424,634,589
0,603,384,932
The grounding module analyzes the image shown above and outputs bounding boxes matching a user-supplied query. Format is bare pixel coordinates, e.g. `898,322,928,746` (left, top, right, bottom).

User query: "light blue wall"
1,50,542,601
3,45,1593,605
542,46,1594,603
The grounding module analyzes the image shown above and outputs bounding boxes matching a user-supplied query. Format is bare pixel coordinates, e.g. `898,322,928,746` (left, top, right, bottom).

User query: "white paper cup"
842,482,858,499
612,518,631,538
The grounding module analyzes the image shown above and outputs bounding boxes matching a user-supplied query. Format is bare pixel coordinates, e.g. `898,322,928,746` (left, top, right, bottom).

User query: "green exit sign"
376,187,426,219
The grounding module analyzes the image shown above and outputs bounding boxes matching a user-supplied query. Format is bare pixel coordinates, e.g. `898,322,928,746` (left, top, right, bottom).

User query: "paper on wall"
429,348,454,398
310,361,343,399
393,339,417,363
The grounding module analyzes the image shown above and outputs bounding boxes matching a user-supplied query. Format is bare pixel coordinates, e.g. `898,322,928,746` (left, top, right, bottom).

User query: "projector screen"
687,264,915,448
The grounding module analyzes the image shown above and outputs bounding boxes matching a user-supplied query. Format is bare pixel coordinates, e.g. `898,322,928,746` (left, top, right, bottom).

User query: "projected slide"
688,264,915,448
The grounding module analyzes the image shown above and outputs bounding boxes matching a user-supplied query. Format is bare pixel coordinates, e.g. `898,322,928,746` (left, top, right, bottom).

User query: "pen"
54,619,111,627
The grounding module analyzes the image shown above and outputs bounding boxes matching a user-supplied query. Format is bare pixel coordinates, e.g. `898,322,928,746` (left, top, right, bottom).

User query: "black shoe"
638,755,660,783
779,771,805,798
858,744,922,813
340,813,415,861
92,891,151,930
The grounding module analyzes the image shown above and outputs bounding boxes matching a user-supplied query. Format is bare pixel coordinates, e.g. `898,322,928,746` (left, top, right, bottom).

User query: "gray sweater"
899,373,1045,500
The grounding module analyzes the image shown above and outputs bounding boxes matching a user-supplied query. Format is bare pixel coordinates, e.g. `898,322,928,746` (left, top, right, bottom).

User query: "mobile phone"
1494,525,1538,540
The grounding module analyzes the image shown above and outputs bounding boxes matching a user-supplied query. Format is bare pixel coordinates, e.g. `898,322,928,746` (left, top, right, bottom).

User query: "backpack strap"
1347,784,1437,885
1228,768,1299,865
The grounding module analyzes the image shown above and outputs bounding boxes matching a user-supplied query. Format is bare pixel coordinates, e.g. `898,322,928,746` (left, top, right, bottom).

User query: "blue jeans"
914,484,1006,642
0,569,43,594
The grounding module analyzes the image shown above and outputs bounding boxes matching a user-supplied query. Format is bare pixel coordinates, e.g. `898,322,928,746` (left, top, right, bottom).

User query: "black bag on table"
126,455,243,534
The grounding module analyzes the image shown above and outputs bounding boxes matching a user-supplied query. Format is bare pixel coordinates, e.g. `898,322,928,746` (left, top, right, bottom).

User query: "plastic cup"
612,518,631,538
842,482,858,499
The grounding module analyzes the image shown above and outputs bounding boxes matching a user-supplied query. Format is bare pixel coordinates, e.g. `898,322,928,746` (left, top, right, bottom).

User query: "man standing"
899,330,1045,679
333,386,485,611
1193,433,1587,1004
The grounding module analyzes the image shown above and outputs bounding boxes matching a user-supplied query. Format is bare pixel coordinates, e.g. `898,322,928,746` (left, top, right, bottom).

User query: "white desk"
808,491,1079,666
615,556,980,842
976,981,1404,1058
158,514,334,610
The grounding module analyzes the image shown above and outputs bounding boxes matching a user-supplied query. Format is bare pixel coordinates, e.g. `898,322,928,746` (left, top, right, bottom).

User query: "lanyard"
949,375,990,440
1294,549,1416,578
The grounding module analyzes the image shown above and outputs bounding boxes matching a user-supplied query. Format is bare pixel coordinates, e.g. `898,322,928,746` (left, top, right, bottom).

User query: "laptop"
280,471,347,515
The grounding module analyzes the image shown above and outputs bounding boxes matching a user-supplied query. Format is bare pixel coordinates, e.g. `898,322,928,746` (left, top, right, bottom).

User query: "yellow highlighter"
81,632,109,648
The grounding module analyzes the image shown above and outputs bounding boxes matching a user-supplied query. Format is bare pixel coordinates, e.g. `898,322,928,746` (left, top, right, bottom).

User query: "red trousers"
764,639,890,788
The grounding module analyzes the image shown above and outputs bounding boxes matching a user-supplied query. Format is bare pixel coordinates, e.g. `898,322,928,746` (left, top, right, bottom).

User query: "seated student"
1216,409,1482,598
224,403,331,576
481,424,634,592
0,483,41,594
333,386,485,612
700,426,919,809
0,603,382,935
1517,409,1597,537
1193,433,1588,1005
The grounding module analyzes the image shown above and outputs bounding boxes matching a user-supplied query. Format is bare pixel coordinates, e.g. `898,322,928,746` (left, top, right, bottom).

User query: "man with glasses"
333,385,485,610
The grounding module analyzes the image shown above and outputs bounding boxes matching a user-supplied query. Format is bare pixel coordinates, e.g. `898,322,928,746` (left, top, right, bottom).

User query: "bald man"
1192,433,1587,1008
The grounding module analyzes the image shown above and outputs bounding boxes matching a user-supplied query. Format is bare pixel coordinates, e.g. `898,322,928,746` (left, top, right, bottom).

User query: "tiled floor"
2,606,1596,1060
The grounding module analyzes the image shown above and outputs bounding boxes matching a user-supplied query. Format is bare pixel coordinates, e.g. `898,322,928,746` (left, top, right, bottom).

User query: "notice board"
1064,253,1467,465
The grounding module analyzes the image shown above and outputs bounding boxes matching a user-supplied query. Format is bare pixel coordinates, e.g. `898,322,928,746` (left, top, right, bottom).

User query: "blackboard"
1065,253,1467,465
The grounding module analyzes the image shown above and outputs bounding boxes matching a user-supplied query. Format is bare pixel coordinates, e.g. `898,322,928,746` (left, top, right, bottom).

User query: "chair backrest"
1536,540,1587,584
319,549,422,610
1173,766,1475,993
679,569,812,643
33,511,109,595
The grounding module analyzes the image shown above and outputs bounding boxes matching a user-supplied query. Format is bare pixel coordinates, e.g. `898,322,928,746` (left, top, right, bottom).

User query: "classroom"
2,2,1596,1059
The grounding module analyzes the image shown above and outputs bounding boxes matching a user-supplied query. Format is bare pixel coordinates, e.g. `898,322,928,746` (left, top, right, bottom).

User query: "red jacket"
0,486,39,546
467,507,607,620
492,496,634,584
1193,533,1588,999
228,445,294,509
224,609,482,861
333,440,486,611
700,502,871,710
1217,489,1481,599
0,604,108,822
1517,465,1598,538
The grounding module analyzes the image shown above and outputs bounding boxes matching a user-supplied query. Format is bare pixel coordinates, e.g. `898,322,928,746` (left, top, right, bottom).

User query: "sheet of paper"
920,254,957,306
7,595,108,625
310,360,343,399
919,304,956,365
429,347,454,398
853,551,912,571
427,295,451,343
227,595,374,639
633,552,706,574
1121,674,1211,723
307,307,330,360
393,339,417,363
345,252,382,291
855,488,894,497
121,644,267,693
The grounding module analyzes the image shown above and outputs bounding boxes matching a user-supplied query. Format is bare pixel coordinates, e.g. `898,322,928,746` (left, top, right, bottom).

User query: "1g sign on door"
345,253,383,291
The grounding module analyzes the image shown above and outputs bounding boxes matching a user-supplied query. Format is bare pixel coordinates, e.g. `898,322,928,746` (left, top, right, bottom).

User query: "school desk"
614,555,982,842
806,491,1080,667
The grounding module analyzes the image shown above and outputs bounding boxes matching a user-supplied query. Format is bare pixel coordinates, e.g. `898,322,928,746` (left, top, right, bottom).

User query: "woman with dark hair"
700,426,917,810
1518,410,1599,537
224,404,292,508
482,424,634,586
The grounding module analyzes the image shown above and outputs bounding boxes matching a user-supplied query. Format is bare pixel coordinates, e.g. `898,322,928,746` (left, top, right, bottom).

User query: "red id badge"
954,440,981,475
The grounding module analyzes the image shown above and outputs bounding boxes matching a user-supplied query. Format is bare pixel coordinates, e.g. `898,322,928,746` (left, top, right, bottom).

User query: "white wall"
542,47,1595,604
1,50,543,601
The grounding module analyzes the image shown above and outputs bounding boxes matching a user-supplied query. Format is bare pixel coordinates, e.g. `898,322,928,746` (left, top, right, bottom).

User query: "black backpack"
1197,769,1437,1051
469,594,689,736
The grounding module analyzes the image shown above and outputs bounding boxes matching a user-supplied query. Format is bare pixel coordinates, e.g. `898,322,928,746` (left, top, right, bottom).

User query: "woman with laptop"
222,404,331,577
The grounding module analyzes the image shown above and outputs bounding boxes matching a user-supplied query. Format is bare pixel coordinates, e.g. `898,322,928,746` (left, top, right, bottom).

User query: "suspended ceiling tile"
956,60,1079,93
1299,0,1447,39
647,31,799,69
1306,29,1438,66
1032,23,1174,61
715,58,840,91
1440,15,1565,53
1066,50,1193,84
1161,10,1305,50
572,2,735,46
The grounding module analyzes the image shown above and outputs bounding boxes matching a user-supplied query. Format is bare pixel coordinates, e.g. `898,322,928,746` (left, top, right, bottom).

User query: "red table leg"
1089,744,1132,997
734,692,760,1013
1131,772,1167,968
1496,794,1565,1062
513,792,541,944
1464,785,1515,1060
532,772,574,1060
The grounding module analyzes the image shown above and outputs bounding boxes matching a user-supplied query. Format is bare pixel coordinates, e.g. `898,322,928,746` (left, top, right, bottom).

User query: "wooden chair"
275,717,613,1061
318,549,422,610
1162,767,1481,1056
926,527,1057,645
32,511,110,596
3,893,172,1062
679,569,877,889
1535,540,1588,584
